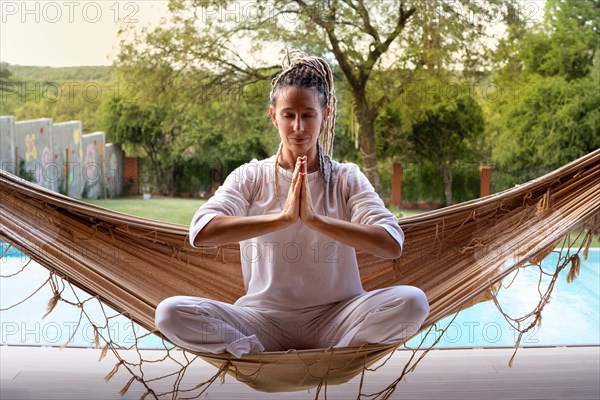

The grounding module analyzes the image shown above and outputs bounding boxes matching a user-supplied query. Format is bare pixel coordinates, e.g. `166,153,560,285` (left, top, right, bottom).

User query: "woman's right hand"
280,156,305,223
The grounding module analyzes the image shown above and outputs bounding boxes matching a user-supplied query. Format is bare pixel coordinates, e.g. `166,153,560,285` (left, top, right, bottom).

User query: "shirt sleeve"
189,159,260,247
344,163,405,253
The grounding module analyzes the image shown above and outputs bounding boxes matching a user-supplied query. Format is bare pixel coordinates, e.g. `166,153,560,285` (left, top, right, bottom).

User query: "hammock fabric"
1,150,599,397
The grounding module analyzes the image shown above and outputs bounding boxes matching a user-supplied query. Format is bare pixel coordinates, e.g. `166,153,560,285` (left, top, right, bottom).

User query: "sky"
0,0,170,67
0,0,547,68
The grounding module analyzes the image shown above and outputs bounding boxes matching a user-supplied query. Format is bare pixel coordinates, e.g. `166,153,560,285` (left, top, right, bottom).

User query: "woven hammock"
1,150,599,397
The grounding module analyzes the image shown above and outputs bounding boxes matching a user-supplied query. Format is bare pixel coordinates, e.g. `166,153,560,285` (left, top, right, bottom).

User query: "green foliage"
0,65,13,92
106,32,282,195
409,92,484,205
521,0,599,80
186,81,277,168
490,0,600,181
410,92,485,164
101,92,193,196
377,71,486,205
102,97,164,148
331,77,362,165
378,157,479,205
174,158,213,195
492,74,600,171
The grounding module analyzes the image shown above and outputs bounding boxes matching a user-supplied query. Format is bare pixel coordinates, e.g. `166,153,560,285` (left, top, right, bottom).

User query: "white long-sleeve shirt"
189,155,404,311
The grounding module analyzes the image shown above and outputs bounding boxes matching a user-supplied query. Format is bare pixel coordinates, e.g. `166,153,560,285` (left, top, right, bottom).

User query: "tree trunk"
441,161,453,206
153,162,164,195
352,91,381,194
166,163,176,197
145,149,163,195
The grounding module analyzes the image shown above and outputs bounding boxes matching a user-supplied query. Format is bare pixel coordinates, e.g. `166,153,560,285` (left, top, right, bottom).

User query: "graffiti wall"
52,121,84,198
1,116,125,199
104,143,124,198
14,118,56,192
0,116,16,173
81,132,106,199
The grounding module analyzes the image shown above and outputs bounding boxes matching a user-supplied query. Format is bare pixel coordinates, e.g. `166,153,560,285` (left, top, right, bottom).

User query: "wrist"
279,210,297,227
304,213,323,230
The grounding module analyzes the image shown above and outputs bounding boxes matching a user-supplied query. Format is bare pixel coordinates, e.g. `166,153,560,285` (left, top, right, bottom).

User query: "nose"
293,115,304,132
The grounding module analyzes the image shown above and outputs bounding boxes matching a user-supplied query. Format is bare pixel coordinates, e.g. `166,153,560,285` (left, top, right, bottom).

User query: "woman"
155,52,429,357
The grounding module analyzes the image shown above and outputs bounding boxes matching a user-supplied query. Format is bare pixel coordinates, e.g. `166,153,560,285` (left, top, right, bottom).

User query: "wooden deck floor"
1,345,598,399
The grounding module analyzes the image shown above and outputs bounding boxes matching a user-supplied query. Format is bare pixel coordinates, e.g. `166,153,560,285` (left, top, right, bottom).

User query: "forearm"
307,215,402,259
193,214,293,247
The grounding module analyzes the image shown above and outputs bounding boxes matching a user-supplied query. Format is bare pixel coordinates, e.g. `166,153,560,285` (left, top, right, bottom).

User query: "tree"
0,65,13,92
102,95,192,196
119,0,513,193
408,90,485,206
100,49,202,195
490,0,600,177
0,65,17,115
492,74,599,172
107,25,281,194
521,0,599,81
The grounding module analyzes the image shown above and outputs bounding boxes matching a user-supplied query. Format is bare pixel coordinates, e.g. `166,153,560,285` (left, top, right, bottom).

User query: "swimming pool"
1,244,598,348
406,248,600,348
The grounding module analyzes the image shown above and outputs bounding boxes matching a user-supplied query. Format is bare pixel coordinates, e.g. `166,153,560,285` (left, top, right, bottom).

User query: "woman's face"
269,86,330,164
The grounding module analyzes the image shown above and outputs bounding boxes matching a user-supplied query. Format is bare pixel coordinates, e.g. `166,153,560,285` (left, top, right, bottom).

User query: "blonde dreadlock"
270,50,338,216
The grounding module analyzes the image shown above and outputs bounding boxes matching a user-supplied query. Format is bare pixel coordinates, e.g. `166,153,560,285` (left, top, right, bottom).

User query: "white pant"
155,286,429,357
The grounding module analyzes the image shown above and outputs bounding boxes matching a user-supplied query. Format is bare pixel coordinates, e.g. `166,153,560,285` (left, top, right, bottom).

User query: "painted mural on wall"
0,116,16,172
1,116,124,199
53,121,84,198
104,143,123,198
14,118,56,192
81,132,106,199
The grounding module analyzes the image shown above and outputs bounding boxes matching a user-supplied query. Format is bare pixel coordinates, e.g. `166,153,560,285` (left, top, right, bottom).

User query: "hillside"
1,63,115,83
0,63,118,133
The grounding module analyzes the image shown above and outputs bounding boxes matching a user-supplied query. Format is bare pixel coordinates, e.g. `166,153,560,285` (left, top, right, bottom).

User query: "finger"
302,170,310,198
295,173,303,210
299,172,305,191
292,159,302,183
293,171,303,197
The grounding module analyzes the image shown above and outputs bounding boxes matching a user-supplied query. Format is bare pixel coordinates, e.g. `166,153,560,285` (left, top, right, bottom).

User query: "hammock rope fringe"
1,150,599,399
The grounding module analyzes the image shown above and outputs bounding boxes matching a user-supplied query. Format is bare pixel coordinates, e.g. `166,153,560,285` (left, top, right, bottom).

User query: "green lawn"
81,198,422,224
81,198,598,247
82,197,206,225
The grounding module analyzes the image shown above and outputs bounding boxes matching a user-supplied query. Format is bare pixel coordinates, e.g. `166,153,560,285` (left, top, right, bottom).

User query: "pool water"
406,248,600,348
1,244,598,349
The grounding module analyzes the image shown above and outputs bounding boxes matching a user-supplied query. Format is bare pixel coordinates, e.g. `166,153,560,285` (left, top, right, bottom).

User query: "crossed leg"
155,286,429,357
312,286,430,348
155,296,285,357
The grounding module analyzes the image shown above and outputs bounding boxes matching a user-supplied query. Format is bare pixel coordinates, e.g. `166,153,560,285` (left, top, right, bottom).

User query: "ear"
322,106,331,124
269,106,278,128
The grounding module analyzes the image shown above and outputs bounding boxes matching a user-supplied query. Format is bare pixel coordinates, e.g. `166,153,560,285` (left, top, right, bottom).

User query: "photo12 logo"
0,81,138,104
418,320,540,346
1,321,141,346
1,1,139,24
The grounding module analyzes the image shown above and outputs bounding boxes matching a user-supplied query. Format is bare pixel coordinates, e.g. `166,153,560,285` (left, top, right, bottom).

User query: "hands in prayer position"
281,156,318,226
